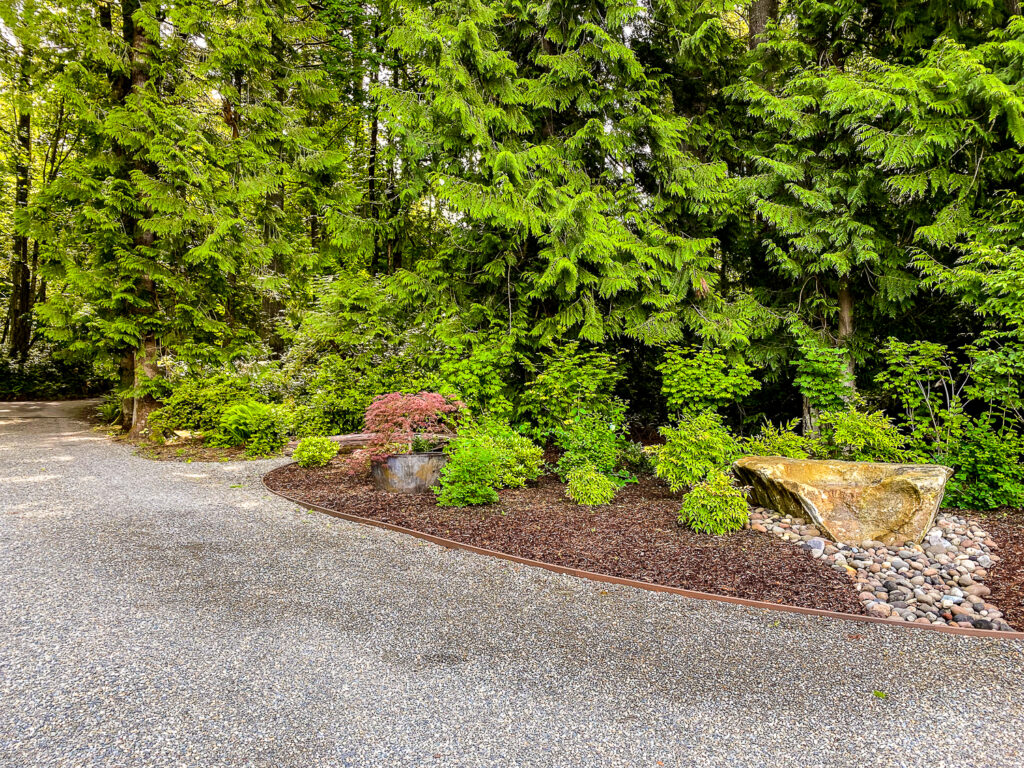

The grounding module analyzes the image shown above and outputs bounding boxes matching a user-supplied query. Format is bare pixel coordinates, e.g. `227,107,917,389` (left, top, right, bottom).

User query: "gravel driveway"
2,400,1023,768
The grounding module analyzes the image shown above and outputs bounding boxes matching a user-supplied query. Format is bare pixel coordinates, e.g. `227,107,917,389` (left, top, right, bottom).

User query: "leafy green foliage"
814,409,909,463
655,412,740,492
943,417,1024,510
565,465,617,506
677,471,750,535
741,419,812,459
292,436,340,468
554,410,627,483
618,441,657,477
210,401,289,458
462,419,544,489
658,345,760,415
520,344,623,437
148,373,252,436
434,439,500,507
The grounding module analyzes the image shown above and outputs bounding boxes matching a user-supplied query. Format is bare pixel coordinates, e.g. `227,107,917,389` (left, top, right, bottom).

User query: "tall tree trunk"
124,0,162,437
837,280,856,400
748,0,780,49
8,50,33,363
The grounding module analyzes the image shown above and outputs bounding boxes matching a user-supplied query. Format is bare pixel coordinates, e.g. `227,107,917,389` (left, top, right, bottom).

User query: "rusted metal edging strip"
262,465,1024,641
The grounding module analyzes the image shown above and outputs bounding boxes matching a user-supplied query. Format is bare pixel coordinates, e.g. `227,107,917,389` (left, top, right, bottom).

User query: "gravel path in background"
1,401,1023,768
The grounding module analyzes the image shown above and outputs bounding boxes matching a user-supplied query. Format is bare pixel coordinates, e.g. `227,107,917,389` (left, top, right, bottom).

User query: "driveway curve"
1,400,1022,768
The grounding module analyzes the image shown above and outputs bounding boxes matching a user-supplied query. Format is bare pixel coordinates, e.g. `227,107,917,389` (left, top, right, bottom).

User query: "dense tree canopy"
1,0,1023,471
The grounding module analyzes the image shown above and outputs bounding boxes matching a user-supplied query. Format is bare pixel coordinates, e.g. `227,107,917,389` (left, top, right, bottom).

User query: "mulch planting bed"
265,460,866,615
973,508,1024,629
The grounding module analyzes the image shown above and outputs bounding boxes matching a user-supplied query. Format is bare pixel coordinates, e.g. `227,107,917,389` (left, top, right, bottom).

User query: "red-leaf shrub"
345,392,463,474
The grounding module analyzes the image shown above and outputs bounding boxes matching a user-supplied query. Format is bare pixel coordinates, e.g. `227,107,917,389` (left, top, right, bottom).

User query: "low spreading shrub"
554,409,627,481
741,418,812,459
655,412,740,491
943,416,1024,510
677,471,750,534
467,419,544,489
618,440,657,476
148,372,252,437
209,401,289,457
814,408,909,462
565,464,617,505
434,439,500,506
293,436,340,468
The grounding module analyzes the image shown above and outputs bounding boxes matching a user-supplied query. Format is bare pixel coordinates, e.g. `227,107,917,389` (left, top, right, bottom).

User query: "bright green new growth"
741,419,812,459
655,412,741,492
292,436,340,468
566,465,618,506
434,441,501,507
677,472,750,535
658,346,760,415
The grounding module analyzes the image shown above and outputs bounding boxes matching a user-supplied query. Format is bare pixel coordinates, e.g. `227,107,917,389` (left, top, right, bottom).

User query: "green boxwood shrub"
565,464,617,505
293,436,340,468
678,471,750,534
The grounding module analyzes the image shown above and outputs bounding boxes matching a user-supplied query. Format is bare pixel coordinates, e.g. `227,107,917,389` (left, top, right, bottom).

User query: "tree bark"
128,332,160,438
8,50,33,363
123,0,163,435
837,281,856,400
748,0,780,49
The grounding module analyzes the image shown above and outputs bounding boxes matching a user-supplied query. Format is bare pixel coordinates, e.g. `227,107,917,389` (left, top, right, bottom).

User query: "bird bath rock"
371,452,448,493
732,457,953,546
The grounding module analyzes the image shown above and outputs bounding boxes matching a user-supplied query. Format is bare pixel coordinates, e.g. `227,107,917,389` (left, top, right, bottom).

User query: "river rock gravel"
2,401,1024,768
749,508,1015,631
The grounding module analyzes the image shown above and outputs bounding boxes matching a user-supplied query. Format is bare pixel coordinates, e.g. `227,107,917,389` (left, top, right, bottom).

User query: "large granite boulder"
732,457,954,546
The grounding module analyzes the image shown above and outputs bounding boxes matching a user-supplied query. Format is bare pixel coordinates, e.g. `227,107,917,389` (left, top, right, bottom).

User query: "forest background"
2,0,1024,508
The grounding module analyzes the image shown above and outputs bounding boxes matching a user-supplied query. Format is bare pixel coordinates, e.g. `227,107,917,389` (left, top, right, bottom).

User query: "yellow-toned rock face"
732,457,954,546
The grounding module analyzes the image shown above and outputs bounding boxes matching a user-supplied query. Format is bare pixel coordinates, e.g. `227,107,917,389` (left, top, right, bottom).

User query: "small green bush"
658,345,760,416
943,416,1024,510
472,419,544,488
742,418,812,459
149,373,252,436
565,464,618,505
434,439,500,506
209,401,289,457
555,409,627,481
815,408,909,462
293,436,340,468
677,471,750,534
618,440,656,476
655,412,740,491
519,342,623,437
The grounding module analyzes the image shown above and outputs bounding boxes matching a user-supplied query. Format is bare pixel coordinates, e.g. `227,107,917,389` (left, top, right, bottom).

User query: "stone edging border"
262,464,1024,641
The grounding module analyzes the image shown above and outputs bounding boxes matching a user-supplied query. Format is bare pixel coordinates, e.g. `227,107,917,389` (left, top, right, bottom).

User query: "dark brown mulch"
265,461,867,615
971,508,1024,629
125,437,254,462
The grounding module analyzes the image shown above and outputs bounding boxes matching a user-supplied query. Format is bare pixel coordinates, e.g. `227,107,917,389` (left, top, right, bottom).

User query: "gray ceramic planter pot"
370,452,449,493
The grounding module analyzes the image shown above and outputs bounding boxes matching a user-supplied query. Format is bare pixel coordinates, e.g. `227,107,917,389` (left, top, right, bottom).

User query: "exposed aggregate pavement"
1,400,1023,768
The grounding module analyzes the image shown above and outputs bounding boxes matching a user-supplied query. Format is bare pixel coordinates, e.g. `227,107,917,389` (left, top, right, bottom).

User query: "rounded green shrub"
655,412,740,491
434,439,500,506
565,464,617,505
677,471,750,535
293,436,340,468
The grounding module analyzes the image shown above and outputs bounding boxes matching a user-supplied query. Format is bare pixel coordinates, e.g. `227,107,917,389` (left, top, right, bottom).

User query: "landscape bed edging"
262,463,1024,641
